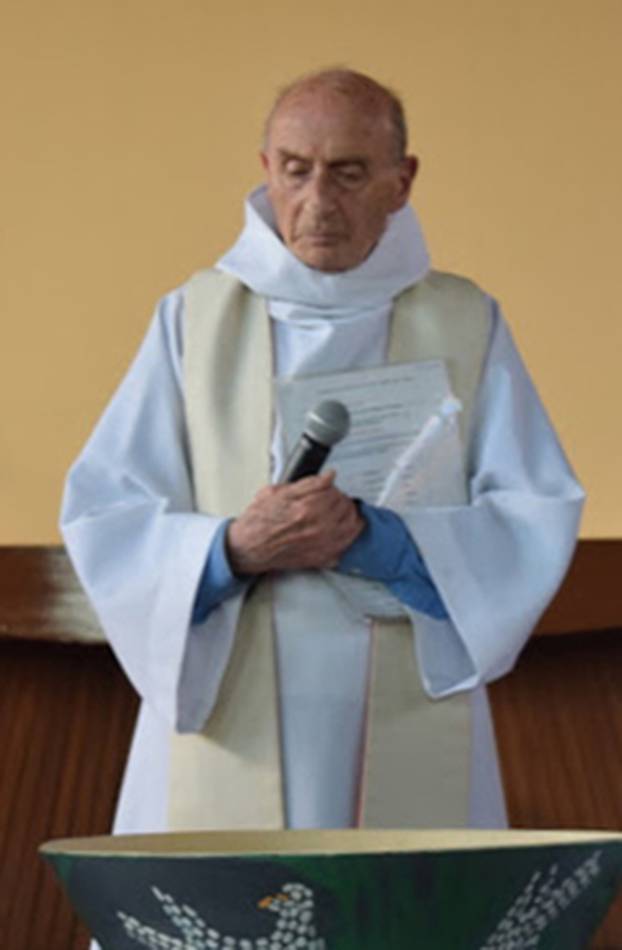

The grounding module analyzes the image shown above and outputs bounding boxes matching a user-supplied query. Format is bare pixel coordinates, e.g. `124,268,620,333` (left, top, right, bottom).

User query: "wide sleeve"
404,301,585,698
60,290,243,732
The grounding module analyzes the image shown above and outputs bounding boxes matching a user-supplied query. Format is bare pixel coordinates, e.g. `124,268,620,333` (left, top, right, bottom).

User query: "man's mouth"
301,232,344,244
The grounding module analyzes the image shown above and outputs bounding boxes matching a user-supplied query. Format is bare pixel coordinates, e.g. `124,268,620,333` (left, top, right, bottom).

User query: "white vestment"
61,188,584,839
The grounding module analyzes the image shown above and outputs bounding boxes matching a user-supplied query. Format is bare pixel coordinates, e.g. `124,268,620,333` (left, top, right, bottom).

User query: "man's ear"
405,155,419,187
260,151,269,173
391,155,419,211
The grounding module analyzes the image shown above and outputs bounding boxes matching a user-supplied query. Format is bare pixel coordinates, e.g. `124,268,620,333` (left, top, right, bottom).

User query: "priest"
60,69,584,836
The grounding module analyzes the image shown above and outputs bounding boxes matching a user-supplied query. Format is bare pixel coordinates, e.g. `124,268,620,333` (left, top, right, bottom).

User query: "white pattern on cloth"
118,881,325,949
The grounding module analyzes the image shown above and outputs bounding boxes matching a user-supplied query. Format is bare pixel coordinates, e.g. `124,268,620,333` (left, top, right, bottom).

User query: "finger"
322,492,359,523
282,470,336,498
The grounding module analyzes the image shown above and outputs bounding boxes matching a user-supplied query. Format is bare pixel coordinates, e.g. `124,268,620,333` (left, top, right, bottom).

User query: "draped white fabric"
217,185,430,322
61,187,584,836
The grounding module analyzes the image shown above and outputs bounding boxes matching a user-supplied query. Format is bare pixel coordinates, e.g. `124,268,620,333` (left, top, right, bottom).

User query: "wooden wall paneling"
2,543,622,947
489,630,622,948
0,547,103,642
2,540,621,645
535,539,622,635
0,640,138,950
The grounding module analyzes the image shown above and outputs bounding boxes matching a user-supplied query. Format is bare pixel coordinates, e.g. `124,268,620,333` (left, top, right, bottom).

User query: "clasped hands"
226,471,364,576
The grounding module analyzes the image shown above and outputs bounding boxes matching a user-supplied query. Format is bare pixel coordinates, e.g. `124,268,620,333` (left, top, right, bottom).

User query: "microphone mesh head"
305,400,350,447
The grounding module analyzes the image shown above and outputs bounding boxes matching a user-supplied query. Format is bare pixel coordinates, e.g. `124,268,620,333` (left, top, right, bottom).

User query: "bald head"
264,69,408,163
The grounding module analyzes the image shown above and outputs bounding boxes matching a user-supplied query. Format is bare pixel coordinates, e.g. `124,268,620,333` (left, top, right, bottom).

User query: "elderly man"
61,70,584,836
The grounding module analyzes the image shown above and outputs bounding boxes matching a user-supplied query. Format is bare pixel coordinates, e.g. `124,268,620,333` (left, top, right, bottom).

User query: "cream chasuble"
169,268,491,830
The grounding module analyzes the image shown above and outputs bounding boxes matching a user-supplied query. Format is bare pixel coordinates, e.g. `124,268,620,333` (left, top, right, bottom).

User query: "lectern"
41,828,622,949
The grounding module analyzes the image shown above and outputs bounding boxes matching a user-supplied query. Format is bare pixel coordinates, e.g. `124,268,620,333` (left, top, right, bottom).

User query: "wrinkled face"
261,91,417,272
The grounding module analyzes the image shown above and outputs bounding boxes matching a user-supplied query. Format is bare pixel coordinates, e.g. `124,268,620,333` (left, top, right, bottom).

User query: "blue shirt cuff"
191,519,247,624
336,501,449,620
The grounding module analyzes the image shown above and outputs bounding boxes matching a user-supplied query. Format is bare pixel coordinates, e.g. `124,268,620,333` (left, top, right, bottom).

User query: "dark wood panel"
5,633,622,948
1,540,621,643
2,544,622,947
0,546,102,642
0,640,138,950
535,540,622,636
490,629,622,948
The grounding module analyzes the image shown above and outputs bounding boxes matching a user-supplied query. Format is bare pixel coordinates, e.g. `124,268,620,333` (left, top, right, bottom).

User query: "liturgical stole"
169,269,491,830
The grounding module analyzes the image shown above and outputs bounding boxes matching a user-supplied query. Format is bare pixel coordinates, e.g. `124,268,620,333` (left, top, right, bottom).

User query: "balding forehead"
267,92,397,166
272,86,393,134
277,73,392,117
264,69,407,160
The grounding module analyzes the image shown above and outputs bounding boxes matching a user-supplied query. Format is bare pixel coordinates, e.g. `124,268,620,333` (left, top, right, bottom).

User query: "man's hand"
226,471,364,575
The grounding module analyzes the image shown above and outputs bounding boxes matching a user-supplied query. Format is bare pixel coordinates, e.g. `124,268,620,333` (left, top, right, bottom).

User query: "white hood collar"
217,185,430,324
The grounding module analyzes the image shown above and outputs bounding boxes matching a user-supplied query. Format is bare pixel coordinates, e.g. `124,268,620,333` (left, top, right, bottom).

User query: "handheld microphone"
280,400,350,483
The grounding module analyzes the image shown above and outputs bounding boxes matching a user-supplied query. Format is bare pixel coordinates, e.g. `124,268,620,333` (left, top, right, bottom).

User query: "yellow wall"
2,0,621,542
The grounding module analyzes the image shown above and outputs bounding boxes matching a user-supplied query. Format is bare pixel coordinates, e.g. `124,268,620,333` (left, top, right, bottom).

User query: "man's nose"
305,168,339,208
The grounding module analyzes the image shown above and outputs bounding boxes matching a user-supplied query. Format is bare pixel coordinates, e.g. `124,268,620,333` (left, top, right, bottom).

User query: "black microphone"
280,400,350,483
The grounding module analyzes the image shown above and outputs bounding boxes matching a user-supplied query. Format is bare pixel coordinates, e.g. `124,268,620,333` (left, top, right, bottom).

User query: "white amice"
61,188,584,839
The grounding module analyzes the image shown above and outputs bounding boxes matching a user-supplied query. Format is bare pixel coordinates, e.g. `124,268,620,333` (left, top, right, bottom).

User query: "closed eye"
334,166,366,186
283,159,311,180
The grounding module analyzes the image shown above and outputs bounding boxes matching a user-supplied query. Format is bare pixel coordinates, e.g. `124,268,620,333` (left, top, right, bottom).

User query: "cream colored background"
2,0,620,543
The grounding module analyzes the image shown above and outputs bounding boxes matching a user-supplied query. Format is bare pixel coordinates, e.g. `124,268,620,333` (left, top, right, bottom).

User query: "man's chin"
290,240,358,273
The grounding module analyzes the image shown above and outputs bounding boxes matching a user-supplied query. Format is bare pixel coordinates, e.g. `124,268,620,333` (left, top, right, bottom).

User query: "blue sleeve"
336,501,449,620
192,504,448,624
191,520,247,624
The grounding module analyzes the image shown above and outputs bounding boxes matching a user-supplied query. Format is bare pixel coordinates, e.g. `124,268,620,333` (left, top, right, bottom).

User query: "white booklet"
275,361,466,619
